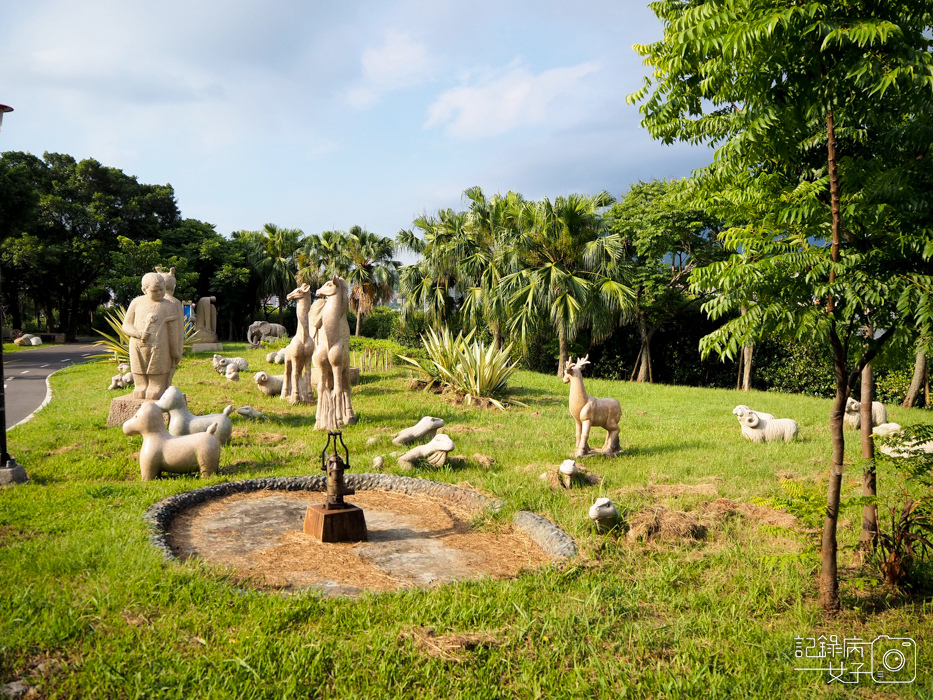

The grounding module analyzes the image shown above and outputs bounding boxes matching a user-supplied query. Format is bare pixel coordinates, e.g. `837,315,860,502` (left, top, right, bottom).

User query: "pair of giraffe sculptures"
281,276,356,431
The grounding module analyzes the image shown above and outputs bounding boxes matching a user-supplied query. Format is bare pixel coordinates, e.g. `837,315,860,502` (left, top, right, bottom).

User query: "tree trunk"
860,363,877,549
492,325,501,350
820,110,843,614
633,314,656,383
557,326,568,378
903,350,926,408
355,311,363,337
741,342,754,391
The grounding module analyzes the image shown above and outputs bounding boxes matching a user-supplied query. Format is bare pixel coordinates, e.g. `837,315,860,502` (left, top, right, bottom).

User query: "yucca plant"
398,326,523,409
91,306,199,363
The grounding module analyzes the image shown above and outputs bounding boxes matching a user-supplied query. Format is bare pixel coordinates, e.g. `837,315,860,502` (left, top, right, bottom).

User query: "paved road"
3,342,100,429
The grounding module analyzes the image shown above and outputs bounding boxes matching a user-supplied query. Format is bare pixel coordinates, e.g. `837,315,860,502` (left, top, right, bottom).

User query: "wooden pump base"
304,504,368,543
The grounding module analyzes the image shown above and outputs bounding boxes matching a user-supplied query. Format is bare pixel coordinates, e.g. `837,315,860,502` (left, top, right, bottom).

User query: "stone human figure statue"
194,296,218,343
155,266,185,385
122,272,182,400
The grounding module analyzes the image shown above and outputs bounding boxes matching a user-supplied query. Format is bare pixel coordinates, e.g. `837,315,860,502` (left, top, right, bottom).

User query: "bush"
360,306,399,339
398,327,523,409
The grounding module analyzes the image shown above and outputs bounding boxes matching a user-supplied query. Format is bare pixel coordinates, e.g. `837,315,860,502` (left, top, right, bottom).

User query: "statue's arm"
122,299,144,340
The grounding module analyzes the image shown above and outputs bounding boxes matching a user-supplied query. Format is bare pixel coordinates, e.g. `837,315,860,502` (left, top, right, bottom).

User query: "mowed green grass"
1,342,931,699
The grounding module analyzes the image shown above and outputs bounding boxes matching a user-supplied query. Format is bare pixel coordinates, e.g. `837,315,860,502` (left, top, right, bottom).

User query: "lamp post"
0,103,28,485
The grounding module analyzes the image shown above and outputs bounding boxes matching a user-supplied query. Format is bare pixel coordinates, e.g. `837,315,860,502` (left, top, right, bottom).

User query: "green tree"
297,230,350,287
500,192,634,376
342,226,399,336
606,179,723,382
633,0,933,610
241,223,305,323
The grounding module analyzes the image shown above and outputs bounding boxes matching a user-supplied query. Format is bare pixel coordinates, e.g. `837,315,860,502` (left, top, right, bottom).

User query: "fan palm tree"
296,229,350,287
396,209,470,327
243,223,305,322
500,192,635,375
343,226,399,335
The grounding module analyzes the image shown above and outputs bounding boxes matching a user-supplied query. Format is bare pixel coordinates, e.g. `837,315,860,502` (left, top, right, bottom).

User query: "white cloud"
346,31,433,109
425,61,599,139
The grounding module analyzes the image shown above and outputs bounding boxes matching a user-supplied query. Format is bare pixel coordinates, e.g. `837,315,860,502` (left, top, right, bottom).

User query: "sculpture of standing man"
194,296,218,343
122,272,182,400
155,266,185,386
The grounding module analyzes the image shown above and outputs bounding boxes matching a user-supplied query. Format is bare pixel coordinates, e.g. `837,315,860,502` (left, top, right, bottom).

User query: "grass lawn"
1,342,931,698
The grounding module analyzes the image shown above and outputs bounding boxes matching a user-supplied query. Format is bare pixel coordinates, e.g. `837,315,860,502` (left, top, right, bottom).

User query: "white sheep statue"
844,397,887,430
735,409,798,443
873,422,933,458
213,355,249,374
107,372,135,391
563,355,621,458
254,371,285,397
732,405,776,441
225,364,240,382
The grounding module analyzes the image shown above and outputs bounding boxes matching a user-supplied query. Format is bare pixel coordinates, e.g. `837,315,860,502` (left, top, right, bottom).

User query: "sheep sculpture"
844,397,887,430
732,405,776,441
563,355,621,458
212,355,249,374
107,372,135,391
734,407,798,443
873,422,933,457
254,371,285,397
154,385,234,445
225,364,240,382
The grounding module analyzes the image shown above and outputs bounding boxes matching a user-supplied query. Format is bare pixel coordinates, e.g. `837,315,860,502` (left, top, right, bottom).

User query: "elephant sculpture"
247,320,288,347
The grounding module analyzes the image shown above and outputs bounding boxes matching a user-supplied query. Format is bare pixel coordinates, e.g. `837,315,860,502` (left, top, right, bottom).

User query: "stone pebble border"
145,473,578,564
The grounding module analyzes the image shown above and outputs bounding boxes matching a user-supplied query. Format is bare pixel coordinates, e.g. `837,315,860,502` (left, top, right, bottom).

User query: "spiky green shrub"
91,306,198,363
398,327,523,409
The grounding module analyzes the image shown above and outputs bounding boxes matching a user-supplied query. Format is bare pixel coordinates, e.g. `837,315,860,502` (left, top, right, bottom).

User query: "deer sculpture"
563,355,621,458
281,283,315,404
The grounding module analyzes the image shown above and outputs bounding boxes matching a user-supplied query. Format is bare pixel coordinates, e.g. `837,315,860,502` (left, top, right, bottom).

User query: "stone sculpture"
589,498,620,534
194,295,218,343
735,410,798,443
122,272,182,400
123,401,220,481
154,266,185,384
392,416,445,446
312,276,356,430
732,405,776,441
155,385,234,445
247,320,287,347
236,405,267,419
281,283,315,404
873,422,933,457
108,372,134,391
844,397,887,430
14,334,42,346
225,364,239,381
563,355,621,458
254,371,285,397
559,459,579,489
212,355,248,374
397,434,455,469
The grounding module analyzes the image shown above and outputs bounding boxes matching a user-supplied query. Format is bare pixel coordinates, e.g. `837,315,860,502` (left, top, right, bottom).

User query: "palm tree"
343,226,399,336
500,192,634,376
243,223,305,322
297,230,350,287
396,209,470,327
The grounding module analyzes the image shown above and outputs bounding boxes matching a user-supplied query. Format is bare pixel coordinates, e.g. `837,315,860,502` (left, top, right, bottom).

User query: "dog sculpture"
122,401,220,481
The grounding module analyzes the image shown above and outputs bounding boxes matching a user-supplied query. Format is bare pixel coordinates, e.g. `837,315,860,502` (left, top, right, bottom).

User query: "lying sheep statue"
108,372,135,390
225,364,239,382
873,422,933,457
397,433,455,469
844,397,887,430
123,401,220,481
155,385,234,445
254,371,285,397
733,405,778,441
735,409,798,443
212,355,249,374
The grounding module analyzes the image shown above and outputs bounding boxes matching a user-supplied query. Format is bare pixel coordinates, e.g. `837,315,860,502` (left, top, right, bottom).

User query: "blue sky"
0,0,712,254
